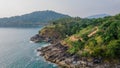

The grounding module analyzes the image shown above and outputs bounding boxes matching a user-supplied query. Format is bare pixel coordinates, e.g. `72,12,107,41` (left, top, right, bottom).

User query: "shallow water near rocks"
0,28,57,68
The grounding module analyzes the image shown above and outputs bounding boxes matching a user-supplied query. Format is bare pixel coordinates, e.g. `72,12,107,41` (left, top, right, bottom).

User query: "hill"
86,14,110,19
0,10,70,27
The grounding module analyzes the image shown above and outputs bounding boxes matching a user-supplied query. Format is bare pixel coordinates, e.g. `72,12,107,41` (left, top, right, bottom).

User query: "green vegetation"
39,14,120,60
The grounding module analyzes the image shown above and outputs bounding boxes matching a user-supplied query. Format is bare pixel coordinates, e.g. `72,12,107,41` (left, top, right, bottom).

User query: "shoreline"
31,34,120,68
36,43,58,68
36,42,120,68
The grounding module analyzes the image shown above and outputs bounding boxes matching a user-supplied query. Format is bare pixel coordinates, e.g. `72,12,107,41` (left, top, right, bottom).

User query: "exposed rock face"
30,34,44,43
30,34,60,44
30,27,62,44
37,42,120,68
69,35,83,42
38,42,75,67
30,34,51,43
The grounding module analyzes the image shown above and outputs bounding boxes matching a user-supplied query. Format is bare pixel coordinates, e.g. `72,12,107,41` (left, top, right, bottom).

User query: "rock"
93,57,102,64
30,33,60,44
37,49,41,51
30,34,43,43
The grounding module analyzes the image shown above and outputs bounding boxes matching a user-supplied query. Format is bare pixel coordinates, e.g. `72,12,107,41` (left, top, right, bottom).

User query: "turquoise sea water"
0,28,57,68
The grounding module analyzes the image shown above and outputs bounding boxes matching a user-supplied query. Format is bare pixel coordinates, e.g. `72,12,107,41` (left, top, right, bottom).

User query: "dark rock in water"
37,49,41,51
30,34,42,43
30,34,52,43
30,33,60,44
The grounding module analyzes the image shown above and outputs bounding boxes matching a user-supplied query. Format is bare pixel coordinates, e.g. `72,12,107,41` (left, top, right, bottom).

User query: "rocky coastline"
30,33,61,44
31,35,120,68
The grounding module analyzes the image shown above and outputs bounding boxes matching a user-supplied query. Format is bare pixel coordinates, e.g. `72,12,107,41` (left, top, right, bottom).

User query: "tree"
106,40,120,58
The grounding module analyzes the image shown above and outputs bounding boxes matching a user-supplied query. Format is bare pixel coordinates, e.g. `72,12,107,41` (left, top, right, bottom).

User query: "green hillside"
0,10,70,27
39,14,120,62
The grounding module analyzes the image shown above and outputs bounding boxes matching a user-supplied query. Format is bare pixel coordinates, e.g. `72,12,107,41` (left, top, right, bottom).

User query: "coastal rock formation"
30,34,43,43
30,34,53,43
30,26,62,44
37,42,120,68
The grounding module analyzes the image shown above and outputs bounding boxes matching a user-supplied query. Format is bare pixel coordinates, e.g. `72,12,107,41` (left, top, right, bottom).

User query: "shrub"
106,40,120,58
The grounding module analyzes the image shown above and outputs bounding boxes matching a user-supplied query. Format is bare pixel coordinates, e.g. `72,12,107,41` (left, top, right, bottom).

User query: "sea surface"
0,28,57,68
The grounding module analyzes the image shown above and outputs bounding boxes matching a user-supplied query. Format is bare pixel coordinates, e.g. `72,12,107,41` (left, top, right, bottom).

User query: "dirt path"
88,26,98,37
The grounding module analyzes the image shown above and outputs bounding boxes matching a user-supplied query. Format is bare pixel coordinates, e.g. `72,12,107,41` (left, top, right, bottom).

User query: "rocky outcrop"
30,34,52,43
30,27,63,44
69,35,83,42
37,42,120,68
30,34,61,44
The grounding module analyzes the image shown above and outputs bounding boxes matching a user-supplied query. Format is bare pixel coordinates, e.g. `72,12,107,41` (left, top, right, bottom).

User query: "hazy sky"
0,0,120,18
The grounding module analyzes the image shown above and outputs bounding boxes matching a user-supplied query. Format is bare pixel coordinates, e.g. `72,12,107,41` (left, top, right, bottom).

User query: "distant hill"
86,14,110,19
0,10,70,27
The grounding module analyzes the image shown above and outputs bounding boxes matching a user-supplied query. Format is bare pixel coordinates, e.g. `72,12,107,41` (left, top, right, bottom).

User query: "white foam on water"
29,41,34,43
36,52,41,56
36,58,40,61
53,64,57,67
42,43,50,47
44,59,58,67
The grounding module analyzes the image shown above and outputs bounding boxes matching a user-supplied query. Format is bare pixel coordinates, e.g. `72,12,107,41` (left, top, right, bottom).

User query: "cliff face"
30,26,63,44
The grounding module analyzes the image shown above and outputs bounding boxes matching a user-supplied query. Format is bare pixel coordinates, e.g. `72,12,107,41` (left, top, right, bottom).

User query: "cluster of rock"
37,42,120,68
30,34,55,43
30,34,61,44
